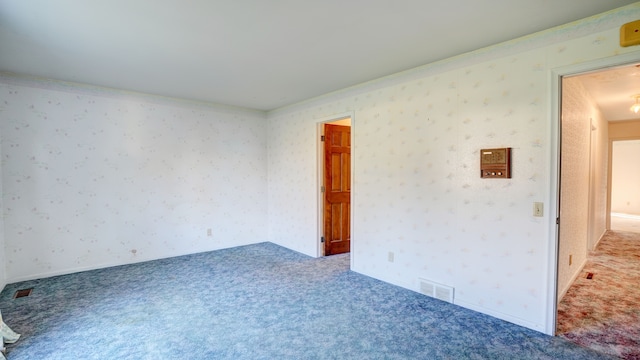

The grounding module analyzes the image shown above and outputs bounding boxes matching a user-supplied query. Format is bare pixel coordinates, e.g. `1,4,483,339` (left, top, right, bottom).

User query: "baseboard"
557,257,588,303
352,266,545,333
6,260,142,284
5,243,254,284
455,298,545,333
611,212,640,220
593,229,607,249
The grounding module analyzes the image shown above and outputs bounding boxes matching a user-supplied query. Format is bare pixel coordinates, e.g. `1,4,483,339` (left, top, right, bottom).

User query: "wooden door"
323,124,351,255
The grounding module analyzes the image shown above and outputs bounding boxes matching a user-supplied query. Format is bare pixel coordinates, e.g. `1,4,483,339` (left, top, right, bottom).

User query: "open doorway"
317,116,353,257
610,139,640,233
554,60,640,356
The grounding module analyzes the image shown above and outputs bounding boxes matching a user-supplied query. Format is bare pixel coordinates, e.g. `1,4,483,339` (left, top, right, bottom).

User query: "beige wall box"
480,148,511,178
620,20,640,47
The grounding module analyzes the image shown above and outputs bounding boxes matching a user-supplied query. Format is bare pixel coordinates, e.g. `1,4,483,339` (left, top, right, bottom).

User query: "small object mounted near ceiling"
620,20,640,47
630,94,640,114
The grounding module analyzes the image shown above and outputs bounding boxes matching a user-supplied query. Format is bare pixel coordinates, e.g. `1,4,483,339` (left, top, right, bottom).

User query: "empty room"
1,1,640,359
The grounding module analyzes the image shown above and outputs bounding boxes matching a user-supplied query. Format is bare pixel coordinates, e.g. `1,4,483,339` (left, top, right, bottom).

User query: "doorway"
317,115,353,257
551,54,640,344
610,139,640,233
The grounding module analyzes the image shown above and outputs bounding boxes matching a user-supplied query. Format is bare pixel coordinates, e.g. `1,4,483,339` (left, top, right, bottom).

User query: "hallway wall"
558,76,608,300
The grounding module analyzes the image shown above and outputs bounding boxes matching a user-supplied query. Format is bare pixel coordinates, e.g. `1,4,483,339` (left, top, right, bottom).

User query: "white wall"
0,1,637,335
0,82,268,282
611,140,640,215
0,127,5,291
267,6,640,333
591,104,609,249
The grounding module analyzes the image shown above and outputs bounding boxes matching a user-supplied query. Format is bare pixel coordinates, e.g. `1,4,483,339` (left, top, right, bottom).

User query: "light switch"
533,202,543,217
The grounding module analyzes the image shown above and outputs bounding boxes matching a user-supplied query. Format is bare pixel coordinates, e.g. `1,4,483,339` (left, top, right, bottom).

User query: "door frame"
587,117,598,251
316,112,355,260
547,51,640,335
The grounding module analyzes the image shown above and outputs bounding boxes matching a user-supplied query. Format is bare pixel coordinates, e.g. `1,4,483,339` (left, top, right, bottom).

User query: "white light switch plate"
533,202,544,217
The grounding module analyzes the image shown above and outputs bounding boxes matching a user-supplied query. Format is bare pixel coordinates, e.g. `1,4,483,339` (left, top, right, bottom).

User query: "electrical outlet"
620,20,640,47
533,202,543,217
388,252,394,263
207,228,212,237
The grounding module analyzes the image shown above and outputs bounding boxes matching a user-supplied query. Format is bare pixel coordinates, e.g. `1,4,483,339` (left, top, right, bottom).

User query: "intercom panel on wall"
480,148,511,179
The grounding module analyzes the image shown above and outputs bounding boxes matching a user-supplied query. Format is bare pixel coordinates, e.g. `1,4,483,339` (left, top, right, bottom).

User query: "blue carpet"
0,242,614,359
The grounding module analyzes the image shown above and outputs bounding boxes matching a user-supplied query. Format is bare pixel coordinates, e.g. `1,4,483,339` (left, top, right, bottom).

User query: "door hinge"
556,217,560,225
321,135,325,141
321,236,325,243
321,186,325,193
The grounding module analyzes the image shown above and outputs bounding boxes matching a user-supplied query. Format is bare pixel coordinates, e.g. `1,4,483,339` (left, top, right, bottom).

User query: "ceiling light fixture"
631,95,640,114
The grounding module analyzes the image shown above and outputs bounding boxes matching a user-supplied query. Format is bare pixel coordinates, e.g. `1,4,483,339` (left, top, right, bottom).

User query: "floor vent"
14,288,33,299
419,278,454,303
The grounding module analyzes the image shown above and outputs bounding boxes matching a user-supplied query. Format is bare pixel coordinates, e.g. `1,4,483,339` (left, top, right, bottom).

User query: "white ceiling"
0,1,637,111
577,64,640,122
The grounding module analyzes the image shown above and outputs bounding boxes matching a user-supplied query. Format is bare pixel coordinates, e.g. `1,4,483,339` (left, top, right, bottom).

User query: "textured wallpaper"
557,77,607,300
267,23,639,332
0,143,5,290
591,93,609,251
0,4,638,336
0,85,267,281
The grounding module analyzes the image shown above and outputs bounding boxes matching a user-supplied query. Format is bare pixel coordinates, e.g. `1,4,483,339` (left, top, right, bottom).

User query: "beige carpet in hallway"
557,230,640,359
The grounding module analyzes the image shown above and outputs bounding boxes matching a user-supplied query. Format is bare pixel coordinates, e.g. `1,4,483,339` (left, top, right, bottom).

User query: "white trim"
546,51,640,336
611,212,640,220
455,299,545,333
556,258,588,304
593,228,607,251
7,252,187,284
587,117,597,251
547,67,561,336
315,112,355,268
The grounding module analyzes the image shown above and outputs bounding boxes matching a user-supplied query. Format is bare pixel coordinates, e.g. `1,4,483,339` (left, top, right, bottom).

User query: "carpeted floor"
610,214,640,234
0,242,613,359
557,230,640,359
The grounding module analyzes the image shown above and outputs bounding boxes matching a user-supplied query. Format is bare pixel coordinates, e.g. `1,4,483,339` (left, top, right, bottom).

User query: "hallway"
557,230,640,359
611,213,640,234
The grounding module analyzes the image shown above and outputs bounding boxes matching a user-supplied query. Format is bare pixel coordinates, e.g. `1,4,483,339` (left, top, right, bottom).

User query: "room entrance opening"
317,116,352,256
